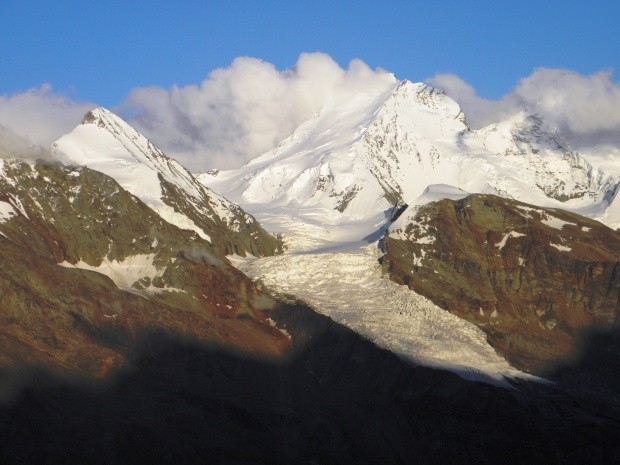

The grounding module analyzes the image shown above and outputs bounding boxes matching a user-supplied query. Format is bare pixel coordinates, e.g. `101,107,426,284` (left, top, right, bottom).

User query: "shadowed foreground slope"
0,302,619,465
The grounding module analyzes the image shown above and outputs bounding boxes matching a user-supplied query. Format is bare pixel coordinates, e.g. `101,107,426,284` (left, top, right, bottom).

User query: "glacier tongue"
232,240,534,385
223,182,536,385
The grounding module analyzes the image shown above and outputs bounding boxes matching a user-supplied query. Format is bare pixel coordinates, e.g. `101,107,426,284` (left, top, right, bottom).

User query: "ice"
231,241,534,386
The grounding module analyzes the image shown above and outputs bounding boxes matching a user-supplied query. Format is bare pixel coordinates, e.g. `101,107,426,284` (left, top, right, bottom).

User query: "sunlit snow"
59,254,169,294
495,231,526,250
0,200,16,223
549,243,572,252
541,215,576,230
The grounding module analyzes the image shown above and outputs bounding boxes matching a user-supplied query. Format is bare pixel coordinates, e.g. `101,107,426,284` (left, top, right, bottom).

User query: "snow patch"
495,231,526,250
266,318,292,340
0,201,17,223
58,254,162,292
541,215,576,230
550,243,572,252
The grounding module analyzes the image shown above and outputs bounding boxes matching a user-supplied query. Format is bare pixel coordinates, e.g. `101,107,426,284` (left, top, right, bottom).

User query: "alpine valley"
0,79,619,464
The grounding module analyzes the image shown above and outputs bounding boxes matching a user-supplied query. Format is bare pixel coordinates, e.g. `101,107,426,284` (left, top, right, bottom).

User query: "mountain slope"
52,108,281,256
473,112,607,201
383,192,620,372
0,158,289,375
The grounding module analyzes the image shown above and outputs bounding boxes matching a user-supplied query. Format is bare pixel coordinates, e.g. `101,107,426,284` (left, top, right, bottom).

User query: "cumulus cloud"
428,68,620,150
0,84,95,149
123,52,396,171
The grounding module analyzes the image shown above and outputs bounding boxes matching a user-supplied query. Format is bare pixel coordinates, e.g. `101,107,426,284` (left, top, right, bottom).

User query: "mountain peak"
81,106,125,127
81,106,143,136
386,80,466,126
201,74,615,241
51,108,282,256
82,106,109,121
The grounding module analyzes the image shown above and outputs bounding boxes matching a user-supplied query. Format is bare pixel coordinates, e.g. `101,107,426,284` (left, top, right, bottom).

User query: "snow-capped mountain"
473,112,606,201
197,79,620,382
52,108,281,256
2,79,620,465
200,80,618,241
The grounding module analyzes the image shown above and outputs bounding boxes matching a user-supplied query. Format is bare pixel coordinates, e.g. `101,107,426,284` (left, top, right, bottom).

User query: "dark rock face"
383,194,620,372
0,161,289,376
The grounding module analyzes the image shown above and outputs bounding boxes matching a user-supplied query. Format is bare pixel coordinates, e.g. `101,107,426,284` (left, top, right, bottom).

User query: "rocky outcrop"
0,160,289,376
383,194,620,372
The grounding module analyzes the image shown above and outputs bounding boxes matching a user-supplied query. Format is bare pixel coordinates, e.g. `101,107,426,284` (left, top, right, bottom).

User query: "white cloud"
0,84,95,149
122,52,396,171
0,124,49,160
428,68,620,151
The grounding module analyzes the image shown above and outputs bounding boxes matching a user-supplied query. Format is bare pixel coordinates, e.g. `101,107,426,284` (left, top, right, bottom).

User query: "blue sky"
2,1,620,171
2,0,619,106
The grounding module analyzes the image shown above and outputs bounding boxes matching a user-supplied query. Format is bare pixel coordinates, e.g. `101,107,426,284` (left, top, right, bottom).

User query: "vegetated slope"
383,192,620,373
0,158,289,376
52,107,281,256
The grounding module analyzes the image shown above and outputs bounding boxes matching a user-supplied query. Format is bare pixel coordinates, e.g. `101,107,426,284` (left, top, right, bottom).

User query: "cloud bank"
123,52,397,171
428,68,620,149
0,124,50,160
